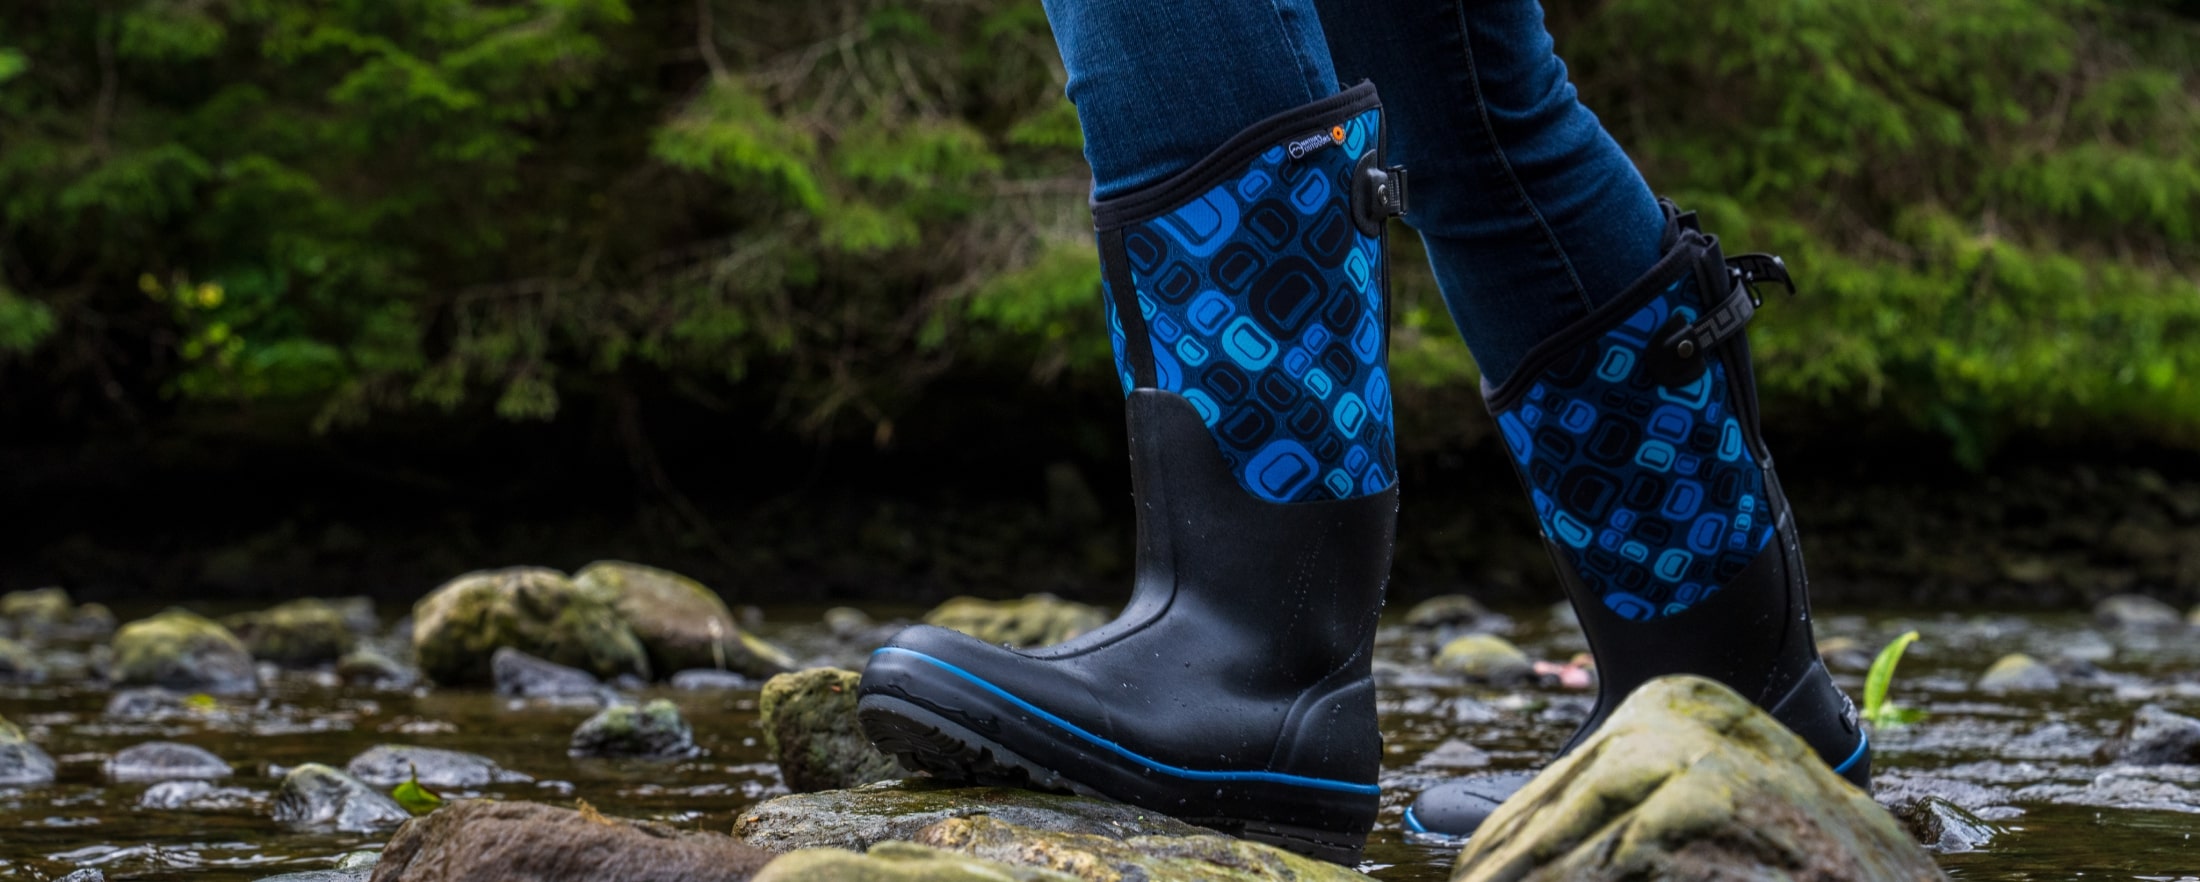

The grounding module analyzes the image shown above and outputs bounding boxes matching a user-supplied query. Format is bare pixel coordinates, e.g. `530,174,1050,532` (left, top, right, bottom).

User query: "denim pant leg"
1316,0,1663,386
1039,0,1339,200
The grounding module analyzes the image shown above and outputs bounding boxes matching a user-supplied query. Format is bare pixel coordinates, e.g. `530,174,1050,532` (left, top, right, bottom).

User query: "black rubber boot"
858,84,1406,864
1404,202,1869,842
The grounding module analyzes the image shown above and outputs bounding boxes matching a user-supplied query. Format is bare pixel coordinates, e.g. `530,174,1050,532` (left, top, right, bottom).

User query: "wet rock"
0,714,57,787
825,606,876,638
921,594,1107,649
346,745,533,789
1977,653,2059,692
1886,796,2002,853
759,668,901,792
109,609,260,695
1414,739,1491,770
492,646,608,700
2097,704,2200,765
1,586,74,628
368,799,773,882
734,780,1206,853
2093,594,2183,629
56,871,104,882
1433,634,1532,685
1448,676,1943,882
916,814,1374,882
671,668,755,691
570,699,697,759
1402,594,1493,629
1816,636,1874,672
273,762,410,833
252,872,369,882
71,603,119,641
754,842,1076,882
222,599,359,667
412,566,650,686
140,779,262,811
336,647,417,687
105,687,190,720
0,637,46,682
574,560,796,679
106,741,232,782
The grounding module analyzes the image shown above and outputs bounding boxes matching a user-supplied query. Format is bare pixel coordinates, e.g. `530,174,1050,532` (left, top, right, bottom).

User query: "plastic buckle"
1727,253,1794,307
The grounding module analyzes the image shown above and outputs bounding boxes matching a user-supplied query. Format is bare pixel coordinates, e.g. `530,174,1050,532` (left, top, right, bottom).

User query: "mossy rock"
921,595,1107,648
0,637,46,682
223,599,358,667
109,609,260,695
734,780,1206,853
1433,634,1532,685
915,815,1377,882
1,587,73,626
411,567,650,686
759,668,902,792
1449,676,1943,882
1976,653,2058,692
754,842,1078,882
569,699,698,759
0,714,58,787
370,799,773,882
573,561,794,679
273,763,410,833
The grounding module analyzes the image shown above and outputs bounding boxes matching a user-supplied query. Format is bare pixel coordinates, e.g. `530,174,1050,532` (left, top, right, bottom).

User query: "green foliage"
1863,630,1925,728
391,764,444,814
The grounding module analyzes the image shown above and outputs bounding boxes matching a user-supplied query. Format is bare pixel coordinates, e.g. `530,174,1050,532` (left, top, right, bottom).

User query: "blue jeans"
1039,0,1663,385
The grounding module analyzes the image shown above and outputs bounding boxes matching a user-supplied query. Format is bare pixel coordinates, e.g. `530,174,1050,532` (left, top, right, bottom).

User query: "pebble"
1976,653,2059,692
569,699,697,759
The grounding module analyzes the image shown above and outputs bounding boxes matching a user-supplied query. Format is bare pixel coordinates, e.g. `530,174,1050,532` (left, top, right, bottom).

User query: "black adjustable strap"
1659,252,1795,360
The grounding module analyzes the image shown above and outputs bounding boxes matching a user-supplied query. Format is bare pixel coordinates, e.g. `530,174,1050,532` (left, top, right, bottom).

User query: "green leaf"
391,764,444,814
1862,630,1920,728
0,48,28,85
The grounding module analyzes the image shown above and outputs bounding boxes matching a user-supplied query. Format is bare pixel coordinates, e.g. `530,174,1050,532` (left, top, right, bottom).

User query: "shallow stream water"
3,604,2197,880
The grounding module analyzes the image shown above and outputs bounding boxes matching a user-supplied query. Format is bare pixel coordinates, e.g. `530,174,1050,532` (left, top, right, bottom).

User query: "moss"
754,843,1078,882
758,668,902,792
0,587,72,625
914,815,1375,882
108,609,258,695
573,560,795,679
222,598,357,667
921,595,1107,648
412,567,649,686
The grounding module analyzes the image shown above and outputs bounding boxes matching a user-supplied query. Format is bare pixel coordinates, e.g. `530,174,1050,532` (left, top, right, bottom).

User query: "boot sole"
858,693,1373,865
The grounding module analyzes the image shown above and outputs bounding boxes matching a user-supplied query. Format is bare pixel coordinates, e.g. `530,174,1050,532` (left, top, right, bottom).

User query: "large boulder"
0,714,57,787
411,567,650,686
759,668,902,792
734,780,1206,853
273,763,411,833
345,745,532,789
367,799,774,882
921,595,1107,648
1449,676,1944,882
569,699,698,759
222,599,358,667
915,815,1375,882
109,609,260,695
574,561,795,679
753,842,1075,882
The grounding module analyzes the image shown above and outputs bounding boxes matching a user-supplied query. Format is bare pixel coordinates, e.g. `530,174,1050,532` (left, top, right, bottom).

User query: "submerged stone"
670,668,755,691
222,599,359,667
105,687,190,720
273,763,410,833
734,780,1206,853
754,842,1076,882
491,646,608,700
106,741,232,782
346,745,533,789
2093,594,2184,629
1977,653,2059,692
0,714,57,787
569,699,697,759
759,667,902,792
1448,676,1943,882
921,595,1107,648
1886,795,2002,853
1433,634,1533,685
140,779,262,812
2098,704,2200,766
916,815,1375,882
109,609,260,695
574,560,796,679
412,566,650,686
369,799,773,882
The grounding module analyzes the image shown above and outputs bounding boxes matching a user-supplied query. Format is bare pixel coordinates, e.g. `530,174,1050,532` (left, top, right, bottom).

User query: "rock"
222,599,359,667
411,567,650,686
573,560,796,679
71,603,119,641
2191,604,2200,627
1,587,74,627
252,872,369,882
1816,637,1873,672
0,637,46,682
273,763,411,833
916,814,1375,882
0,714,57,787
109,609,260,695
1433,634,1533,685
825,607,877,638
735,780,1207,853
368,799,773,882
492,646,608,700
754,842,1076,882
106,741,232,782
1414,739,1491,770
56,871,105,882
140,779,262,811
105,687,190,720
2097,704,2200,765
336,647,417,687
2093,594,2183,629
670,668,755,691
570,699,697,759
921,595,1107,649
346,745,533,789
1977,653,2059,691
1448,676,1943,882
1885,795,2001,852
760,668,902,792
328,596,380,635
1402,594,1493,629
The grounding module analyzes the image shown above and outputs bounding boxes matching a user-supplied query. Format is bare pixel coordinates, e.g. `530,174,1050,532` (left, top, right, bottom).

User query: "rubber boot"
1403,201,1869,841
858,83,1407,864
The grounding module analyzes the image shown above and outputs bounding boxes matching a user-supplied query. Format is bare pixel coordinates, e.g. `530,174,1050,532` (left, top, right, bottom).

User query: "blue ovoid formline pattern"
1493,279,1773,621
1101,107,1395,505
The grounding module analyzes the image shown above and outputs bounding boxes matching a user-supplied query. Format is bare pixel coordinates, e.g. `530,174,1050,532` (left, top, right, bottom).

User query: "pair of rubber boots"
856,84,1868,864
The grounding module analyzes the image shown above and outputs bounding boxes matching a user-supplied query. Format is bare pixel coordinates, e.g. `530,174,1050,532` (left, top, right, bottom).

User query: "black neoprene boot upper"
1405,202,1869,841
858,84,1406,864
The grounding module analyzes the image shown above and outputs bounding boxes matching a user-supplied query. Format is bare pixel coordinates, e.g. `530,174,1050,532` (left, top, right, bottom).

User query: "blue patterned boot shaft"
1485,215,1787,622
1092,83,1401,505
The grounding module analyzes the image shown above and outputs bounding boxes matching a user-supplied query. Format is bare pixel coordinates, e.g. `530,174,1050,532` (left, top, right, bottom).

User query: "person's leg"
1315,0,1867,838
860,1,1406,863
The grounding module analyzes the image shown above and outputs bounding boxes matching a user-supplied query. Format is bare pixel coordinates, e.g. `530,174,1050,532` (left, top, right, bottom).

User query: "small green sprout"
1861,630,1925,728
391,763,444,814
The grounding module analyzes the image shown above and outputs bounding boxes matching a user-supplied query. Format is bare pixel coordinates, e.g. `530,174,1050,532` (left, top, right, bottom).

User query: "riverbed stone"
753,842,1076,882
1,587,74,628
491,646,608,700
0,714,57,787
140,779,263,811
921,594,1107,648
412,566,650,686
569,699,697,759
346,745,533,789
1448,676,1943,882
670,668,754,691
273,762,411,833
2093,594,2184,629
734,780,1208,853
0,637,45,682
222,599,358,667
1977,653,2059,691
1403,594,1494,630
105,687,191,720
574,560,796,679
109,609,260,695
916,814,1375,882
336,646,417,687
1433,634,1533,685
1885,795,2002,853
106,741,232,782
367,799,774,882
2097,704,2200,765
760,667,902,792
